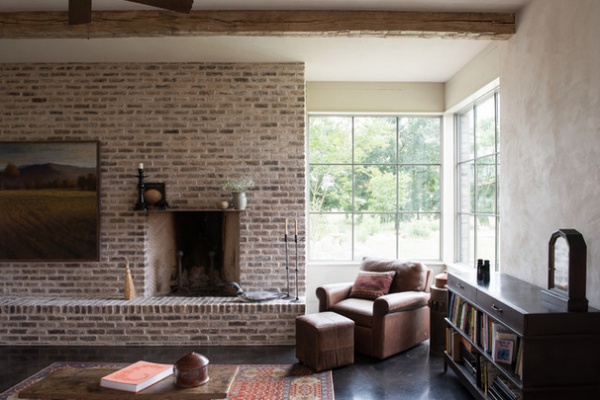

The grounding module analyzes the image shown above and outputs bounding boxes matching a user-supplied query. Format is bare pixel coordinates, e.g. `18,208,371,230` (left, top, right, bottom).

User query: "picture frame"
0,141,100,261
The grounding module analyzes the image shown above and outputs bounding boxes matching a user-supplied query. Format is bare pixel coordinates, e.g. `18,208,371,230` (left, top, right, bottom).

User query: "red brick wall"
0,62,306,299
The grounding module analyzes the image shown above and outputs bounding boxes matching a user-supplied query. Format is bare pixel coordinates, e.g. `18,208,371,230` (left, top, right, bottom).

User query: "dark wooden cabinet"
444,270,600,400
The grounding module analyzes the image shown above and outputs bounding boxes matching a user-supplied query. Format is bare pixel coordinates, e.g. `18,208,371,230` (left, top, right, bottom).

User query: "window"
308,115,442,261
456,91,500,269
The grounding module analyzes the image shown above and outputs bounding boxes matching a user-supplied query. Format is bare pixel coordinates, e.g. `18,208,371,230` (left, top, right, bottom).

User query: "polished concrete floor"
0,342,472,399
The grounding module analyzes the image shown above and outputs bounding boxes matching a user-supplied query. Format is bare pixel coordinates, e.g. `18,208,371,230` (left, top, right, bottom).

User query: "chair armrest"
316,282,353,312
373,291,430,318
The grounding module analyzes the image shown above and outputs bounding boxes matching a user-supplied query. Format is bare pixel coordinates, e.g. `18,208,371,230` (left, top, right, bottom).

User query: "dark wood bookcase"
444,270,600,400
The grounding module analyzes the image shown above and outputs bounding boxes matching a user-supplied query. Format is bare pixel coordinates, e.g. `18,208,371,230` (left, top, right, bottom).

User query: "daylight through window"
307,115,442,262
456,90,500,269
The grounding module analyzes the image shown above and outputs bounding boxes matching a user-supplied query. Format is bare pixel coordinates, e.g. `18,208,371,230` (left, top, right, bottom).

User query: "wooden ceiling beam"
0,10,515,40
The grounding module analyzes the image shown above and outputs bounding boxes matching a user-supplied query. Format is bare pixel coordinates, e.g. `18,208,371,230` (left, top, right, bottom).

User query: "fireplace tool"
283,222,292,299
291,219,301,303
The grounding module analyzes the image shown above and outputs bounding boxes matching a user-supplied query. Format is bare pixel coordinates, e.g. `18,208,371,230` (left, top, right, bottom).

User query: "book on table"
100,360,174,392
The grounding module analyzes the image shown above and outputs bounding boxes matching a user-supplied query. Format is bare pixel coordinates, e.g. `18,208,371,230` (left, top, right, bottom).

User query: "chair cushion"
330,298,374,328
349,270,395,300
360,257,427,293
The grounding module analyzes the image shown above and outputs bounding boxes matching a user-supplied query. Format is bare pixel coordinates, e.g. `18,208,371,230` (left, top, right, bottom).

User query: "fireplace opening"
147,210,240,297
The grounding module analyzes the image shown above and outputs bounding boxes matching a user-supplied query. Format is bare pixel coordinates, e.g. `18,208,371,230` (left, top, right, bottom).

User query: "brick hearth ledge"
0,296,305,346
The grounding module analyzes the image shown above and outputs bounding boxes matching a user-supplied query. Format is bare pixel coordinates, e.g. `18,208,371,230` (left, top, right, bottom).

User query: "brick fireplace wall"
0,62,307,345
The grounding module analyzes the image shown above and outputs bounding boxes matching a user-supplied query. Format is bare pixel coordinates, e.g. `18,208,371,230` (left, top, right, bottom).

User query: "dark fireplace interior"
148,211,240,297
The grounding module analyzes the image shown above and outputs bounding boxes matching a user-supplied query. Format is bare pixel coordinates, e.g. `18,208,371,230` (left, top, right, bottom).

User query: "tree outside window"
308,115,442,261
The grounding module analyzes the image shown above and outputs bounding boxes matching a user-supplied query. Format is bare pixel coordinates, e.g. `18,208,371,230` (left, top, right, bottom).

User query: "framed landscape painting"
0,141,100,261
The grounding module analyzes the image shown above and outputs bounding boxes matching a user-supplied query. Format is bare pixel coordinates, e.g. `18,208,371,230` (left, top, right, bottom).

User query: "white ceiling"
0,0,531,82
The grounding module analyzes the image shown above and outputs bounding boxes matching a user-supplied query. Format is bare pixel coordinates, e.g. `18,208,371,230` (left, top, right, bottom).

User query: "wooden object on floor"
18,365,238,400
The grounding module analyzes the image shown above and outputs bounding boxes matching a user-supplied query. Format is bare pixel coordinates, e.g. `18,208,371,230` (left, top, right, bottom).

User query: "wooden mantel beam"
0,10,515,40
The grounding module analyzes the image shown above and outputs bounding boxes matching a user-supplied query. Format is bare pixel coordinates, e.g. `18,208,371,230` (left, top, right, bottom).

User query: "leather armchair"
316,257,432,360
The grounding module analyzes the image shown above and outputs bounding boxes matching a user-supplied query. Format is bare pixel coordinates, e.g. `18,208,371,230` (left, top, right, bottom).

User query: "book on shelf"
514,340,524,378
481,360,502,397
494,376,522,400
100,360,174,392
493,339,515,365
490,322,518,362
452,330,462,362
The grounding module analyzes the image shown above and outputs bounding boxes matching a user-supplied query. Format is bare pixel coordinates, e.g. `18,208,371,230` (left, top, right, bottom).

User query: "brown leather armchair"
316,257,432,360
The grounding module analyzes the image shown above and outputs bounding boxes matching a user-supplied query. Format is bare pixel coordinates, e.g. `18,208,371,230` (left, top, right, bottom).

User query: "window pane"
309,213,352,261
397,213,440,259
354,165,397,212
398,117,441,163
309,165,353,212
308,116,352,163
458,162,474,213
399,166,440,212
458,214,475,266
475,95,496,158
496,95,501,153
476,156,496,214
458,109,474,161
353,213,396,260
354,117,396,164
456,89,499,269
476,215,496,267
307,114,442,262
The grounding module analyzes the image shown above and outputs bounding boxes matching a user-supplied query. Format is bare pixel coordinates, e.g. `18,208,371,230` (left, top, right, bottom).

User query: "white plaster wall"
445,43,500,111
500,0,600,308
306,82,445,113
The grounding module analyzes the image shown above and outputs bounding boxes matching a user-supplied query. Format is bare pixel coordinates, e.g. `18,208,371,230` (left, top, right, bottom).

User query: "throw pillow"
349,270,396,300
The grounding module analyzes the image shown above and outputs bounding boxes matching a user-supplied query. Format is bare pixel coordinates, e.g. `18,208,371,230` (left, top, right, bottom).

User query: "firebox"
147,210,240,297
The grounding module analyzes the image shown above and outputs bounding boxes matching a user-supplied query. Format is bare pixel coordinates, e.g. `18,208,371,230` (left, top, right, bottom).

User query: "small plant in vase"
222,177,255,210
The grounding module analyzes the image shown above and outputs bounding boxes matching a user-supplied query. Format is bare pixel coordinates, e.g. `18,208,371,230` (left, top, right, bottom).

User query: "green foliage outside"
308,115,442,261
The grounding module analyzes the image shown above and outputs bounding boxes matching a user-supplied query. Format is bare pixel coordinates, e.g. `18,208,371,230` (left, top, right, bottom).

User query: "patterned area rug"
0,362,334,400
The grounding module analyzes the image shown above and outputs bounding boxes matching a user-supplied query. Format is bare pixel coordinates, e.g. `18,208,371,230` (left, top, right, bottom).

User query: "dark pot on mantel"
174,352,210,387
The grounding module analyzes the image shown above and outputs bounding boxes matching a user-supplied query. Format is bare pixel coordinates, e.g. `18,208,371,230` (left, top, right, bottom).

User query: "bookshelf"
444,270,600,400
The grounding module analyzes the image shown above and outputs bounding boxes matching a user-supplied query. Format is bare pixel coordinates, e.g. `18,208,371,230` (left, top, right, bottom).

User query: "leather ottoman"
296,311,354,372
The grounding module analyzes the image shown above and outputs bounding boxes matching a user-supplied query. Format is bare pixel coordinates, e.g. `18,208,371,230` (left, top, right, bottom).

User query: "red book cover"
100,361,173,392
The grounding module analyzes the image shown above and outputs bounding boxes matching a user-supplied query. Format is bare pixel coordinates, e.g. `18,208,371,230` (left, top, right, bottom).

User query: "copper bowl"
173,352,210,387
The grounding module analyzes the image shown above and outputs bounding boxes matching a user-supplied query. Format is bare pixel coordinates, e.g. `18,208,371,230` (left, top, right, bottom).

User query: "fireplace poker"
292,218,300,303
283,232,292,299
283,219,292,299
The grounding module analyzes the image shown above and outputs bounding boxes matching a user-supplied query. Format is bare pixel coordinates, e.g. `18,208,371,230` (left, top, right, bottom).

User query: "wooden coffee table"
18,364,239,400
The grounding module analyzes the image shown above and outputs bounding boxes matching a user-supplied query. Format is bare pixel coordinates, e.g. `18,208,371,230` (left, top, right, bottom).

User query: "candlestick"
134,165,147,211
294,218,298,235
285,218,288,236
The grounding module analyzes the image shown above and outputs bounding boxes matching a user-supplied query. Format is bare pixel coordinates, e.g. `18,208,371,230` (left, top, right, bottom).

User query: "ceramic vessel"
173,352,210,387
216,200,229,209
232,192,247,210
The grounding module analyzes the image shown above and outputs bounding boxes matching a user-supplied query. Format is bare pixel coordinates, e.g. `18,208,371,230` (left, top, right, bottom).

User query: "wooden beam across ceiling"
0,10,515,40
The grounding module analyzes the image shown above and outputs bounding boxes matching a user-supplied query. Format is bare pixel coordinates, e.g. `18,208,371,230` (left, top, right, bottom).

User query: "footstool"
295,311,354,372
